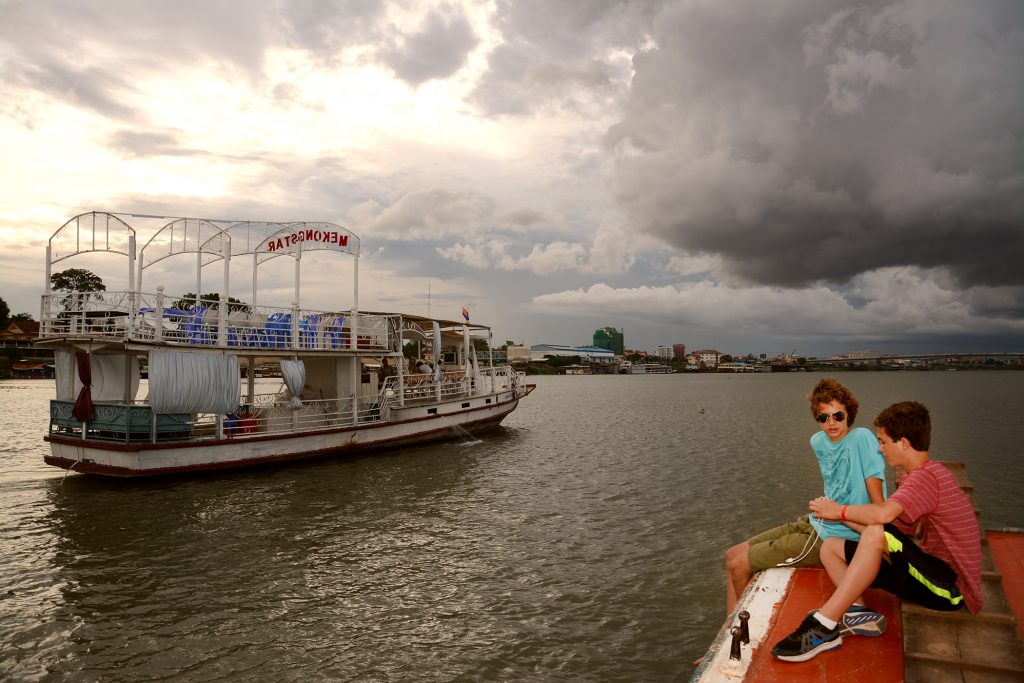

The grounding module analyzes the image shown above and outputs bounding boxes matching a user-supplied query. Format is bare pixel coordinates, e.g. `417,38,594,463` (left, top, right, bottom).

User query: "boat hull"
45,386,533,477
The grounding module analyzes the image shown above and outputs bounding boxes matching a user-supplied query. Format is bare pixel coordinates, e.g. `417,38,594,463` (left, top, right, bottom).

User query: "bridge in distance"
813,352,1024,365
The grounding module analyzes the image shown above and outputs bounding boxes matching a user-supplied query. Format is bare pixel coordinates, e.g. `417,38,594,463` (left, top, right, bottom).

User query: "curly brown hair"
807,378,859,426
874,401,931,451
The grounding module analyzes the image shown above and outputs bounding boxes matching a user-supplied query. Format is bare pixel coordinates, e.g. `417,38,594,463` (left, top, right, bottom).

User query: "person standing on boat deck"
772,401,983,662
725,379,887,614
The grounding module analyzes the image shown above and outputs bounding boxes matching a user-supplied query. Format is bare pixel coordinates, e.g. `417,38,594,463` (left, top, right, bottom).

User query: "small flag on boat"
462,306,470,321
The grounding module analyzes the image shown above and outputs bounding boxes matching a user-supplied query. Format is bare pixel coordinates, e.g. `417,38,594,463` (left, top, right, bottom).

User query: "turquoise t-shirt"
808,426,887,541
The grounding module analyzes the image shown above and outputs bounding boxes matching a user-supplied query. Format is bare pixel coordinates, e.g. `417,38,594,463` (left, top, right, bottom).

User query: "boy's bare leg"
725,542,752,614
818,526,886,622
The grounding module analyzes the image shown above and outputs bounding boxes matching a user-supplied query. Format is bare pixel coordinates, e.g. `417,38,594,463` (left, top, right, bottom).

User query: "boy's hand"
809,497,841,520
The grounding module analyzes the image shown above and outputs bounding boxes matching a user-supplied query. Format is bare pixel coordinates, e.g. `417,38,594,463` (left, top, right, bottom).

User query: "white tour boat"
37,212,534,477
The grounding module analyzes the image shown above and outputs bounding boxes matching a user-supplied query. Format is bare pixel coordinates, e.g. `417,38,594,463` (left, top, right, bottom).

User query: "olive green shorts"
746,515,822,571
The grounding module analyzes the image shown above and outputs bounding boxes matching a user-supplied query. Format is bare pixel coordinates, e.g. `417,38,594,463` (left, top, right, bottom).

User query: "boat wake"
451,424,482,446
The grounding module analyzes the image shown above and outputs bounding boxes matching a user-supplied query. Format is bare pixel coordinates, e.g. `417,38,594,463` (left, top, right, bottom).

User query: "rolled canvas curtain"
148,350,240,414
72,352,94,421
281,360,305,410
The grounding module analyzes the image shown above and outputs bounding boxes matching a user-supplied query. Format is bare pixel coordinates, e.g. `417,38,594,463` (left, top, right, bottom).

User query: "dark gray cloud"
278,0,386,55
472,43,615,116
378,5,478,85
471,0,659,116
492,0,660,59
606,0,1024,289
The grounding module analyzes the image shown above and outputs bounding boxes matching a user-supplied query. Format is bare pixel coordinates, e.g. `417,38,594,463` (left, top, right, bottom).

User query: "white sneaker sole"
841,611,888,637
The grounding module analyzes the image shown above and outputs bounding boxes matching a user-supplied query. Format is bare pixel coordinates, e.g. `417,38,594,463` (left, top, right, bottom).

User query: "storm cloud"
606,0,1024,289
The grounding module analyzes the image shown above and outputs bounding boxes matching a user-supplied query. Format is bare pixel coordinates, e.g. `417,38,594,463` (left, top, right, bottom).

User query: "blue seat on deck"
324,315,346,349
264,312,291,349
184,305,211,344
300,314,322,349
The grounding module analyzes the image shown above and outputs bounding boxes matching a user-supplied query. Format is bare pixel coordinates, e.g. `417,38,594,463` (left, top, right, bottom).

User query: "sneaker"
841,605,888,637
771,614,842,662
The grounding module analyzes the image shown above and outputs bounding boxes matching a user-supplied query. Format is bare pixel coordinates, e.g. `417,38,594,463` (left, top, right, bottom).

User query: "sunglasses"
816,411,846,424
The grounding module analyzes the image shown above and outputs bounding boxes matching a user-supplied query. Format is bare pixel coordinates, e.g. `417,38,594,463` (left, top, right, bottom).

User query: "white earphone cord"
776,527,821,567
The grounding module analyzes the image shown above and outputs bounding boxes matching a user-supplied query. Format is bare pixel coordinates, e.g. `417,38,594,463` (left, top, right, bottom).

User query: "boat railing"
39,291,397,353
49,399,193,444
216,394,391,437
395,369,476,403
50,393,394,445
393,365,525,404
475,365,524,393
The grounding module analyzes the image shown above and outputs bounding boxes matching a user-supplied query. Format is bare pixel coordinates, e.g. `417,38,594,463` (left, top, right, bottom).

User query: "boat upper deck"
38,211,493,357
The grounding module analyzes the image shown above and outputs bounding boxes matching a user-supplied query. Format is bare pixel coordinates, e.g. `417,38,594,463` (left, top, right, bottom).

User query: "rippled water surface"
2,372,1022,681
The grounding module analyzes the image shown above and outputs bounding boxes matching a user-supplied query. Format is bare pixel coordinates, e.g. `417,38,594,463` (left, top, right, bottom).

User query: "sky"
1,0,1022,358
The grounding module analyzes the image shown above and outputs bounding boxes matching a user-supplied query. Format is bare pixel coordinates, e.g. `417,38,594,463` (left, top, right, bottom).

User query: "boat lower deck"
45,385,535,476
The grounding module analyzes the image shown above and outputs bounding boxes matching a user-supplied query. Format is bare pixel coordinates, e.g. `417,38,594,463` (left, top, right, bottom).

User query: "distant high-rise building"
593,326,624,355
672,343,686,361
656,345,673,359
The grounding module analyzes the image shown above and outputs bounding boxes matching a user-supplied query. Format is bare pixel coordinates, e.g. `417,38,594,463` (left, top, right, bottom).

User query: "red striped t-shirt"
889,460,984,613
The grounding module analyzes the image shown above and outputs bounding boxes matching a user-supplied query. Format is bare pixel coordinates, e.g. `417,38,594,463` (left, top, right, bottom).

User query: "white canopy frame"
138,217,232,301
44,211,137,321
244,222,361,349
137,217,232,345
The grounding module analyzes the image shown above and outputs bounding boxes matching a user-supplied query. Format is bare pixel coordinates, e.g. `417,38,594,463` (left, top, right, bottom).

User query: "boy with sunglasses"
772,401,982,661
725,379,888,634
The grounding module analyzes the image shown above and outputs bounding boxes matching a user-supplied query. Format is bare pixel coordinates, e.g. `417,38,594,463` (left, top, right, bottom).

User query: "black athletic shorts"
843,524,965,612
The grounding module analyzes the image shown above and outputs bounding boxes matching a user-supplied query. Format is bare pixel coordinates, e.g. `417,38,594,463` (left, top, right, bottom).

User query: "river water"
2,372,1022,681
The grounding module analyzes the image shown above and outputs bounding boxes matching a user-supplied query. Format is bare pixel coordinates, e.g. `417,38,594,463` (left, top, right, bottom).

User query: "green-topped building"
593,326,624,355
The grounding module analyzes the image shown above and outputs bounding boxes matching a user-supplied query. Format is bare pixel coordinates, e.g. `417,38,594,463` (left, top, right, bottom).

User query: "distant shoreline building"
593,326,624,355
0,320,40,346
506,345,532,366
531,344,616,364
692,349,723,368
672,343,686,362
